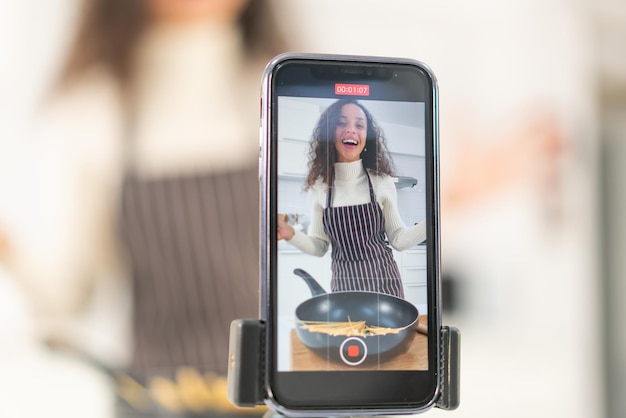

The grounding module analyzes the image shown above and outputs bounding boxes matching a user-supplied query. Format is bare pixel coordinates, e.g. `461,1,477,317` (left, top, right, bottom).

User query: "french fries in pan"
299,319,402,337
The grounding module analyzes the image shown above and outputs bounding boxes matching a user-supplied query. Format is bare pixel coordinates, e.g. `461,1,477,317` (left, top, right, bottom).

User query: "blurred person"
1,2,594,418
277,99,426,298
0,0,289,416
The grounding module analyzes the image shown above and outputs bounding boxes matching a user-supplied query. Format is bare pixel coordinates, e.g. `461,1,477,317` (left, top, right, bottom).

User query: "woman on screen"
277,98,426,298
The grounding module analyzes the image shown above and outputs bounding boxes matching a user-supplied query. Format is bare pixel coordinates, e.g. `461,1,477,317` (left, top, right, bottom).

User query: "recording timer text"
335,83,370,96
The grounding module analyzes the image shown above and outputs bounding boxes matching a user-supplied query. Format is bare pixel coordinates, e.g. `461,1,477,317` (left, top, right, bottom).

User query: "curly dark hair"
306,98,395,188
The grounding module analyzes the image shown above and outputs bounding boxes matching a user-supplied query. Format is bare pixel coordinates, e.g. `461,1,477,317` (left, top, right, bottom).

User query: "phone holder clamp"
227,319,460,414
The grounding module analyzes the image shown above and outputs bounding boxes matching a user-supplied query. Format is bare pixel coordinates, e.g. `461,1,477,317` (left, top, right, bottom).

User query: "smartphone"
260,53,441,415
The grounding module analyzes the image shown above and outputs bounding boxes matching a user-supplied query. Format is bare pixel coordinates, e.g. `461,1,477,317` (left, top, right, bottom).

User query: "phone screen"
262,56,439,412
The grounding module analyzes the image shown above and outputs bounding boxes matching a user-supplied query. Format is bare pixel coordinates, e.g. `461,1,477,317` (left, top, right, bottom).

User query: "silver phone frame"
259,52,441,417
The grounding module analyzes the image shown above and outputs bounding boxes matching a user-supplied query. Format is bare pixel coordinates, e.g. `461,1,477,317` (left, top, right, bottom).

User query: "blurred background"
1,0,624,417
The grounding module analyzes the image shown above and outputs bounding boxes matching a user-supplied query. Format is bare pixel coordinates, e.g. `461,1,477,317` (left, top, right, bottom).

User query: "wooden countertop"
290,316,428,371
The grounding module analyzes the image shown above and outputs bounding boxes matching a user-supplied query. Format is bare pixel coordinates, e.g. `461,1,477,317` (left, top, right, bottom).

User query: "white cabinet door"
278,139,309,177
278,98,321,141
399,246,427,308
380,121,425,156
277,98,323,177
404,283,428,313
401,247,427,273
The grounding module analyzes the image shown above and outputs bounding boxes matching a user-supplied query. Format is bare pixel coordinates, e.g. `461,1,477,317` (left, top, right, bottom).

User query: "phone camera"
374,68,390,79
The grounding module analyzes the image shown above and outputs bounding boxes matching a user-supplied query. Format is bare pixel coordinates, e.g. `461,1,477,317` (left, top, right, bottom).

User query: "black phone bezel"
263,55,440,413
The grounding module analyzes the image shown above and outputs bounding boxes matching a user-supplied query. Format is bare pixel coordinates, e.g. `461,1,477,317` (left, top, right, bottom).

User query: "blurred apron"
323,172,404,298
115,153,262,416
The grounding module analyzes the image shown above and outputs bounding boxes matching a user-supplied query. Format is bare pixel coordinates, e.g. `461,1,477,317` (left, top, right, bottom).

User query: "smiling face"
334,103,368,163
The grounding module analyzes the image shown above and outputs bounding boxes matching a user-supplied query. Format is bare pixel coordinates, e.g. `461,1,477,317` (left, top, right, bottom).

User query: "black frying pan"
293,268,419,363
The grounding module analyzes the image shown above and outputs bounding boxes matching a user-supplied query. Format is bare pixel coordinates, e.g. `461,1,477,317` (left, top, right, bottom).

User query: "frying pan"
293,268,419,363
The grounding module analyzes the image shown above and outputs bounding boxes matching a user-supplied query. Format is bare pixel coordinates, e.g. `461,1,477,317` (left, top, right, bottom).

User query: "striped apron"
116,167,261,417
322,173,404,298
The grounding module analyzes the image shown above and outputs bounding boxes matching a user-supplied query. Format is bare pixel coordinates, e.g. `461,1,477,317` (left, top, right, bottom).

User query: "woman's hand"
277,214,295,241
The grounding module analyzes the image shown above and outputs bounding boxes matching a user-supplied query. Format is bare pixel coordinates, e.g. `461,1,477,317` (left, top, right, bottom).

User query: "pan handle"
293,268,327,297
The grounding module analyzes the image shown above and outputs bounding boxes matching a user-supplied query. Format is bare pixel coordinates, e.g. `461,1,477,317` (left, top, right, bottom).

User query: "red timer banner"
335,83,370,96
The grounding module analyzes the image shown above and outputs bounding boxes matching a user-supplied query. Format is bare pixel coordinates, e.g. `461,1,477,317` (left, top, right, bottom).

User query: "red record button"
339,337,368,366
347,345,360,358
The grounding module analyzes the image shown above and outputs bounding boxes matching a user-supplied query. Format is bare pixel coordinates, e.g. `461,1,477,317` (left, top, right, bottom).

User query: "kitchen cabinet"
278,139,309,177
277,97,320,178
379,121,425,157
278,98,321,141
398,245,427,310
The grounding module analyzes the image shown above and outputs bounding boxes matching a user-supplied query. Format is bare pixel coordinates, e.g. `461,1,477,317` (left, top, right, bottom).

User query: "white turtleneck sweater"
132,22,261,177
289,160,426,257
